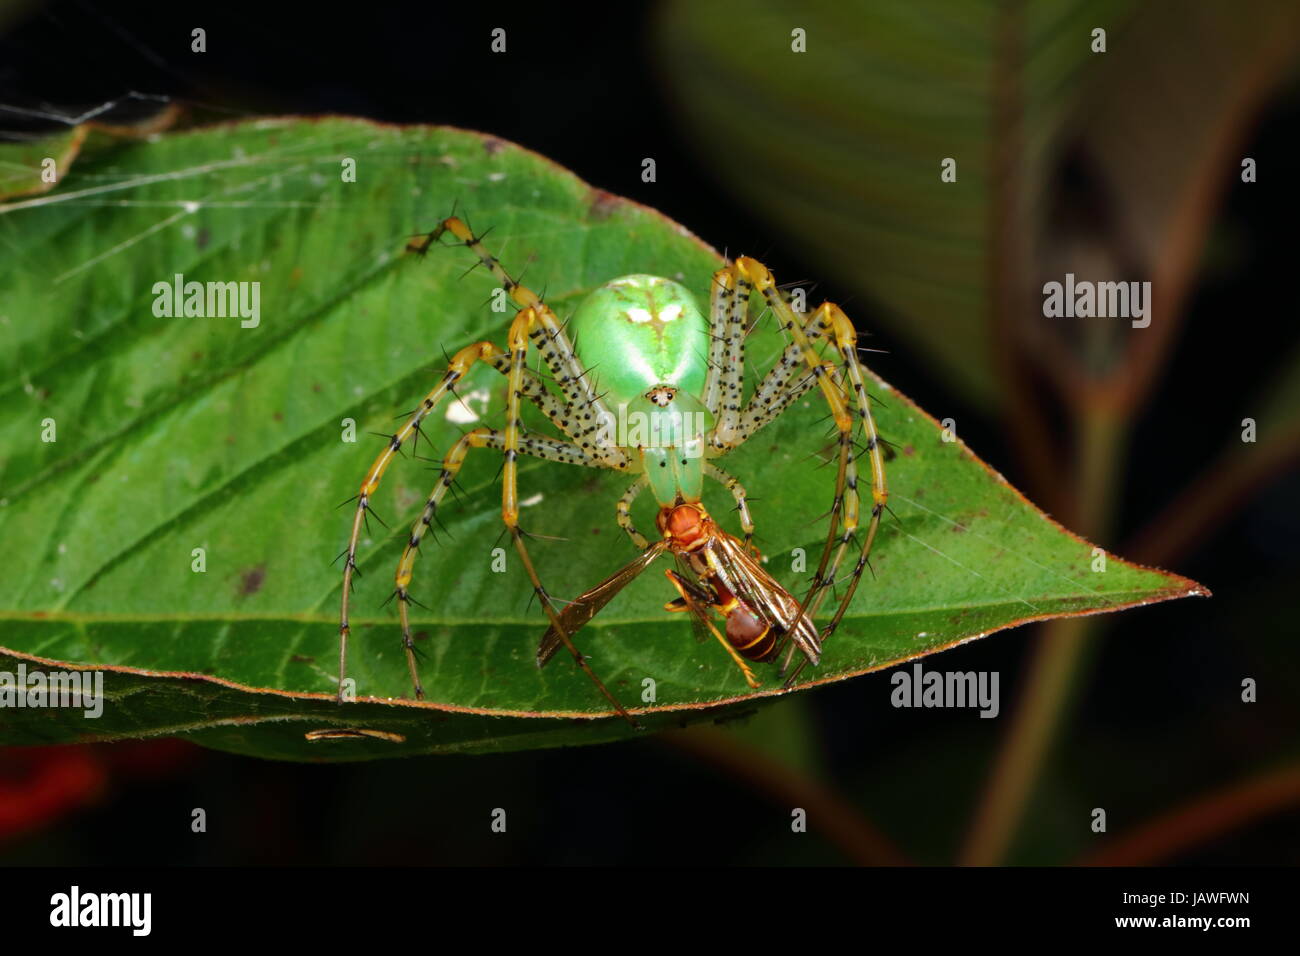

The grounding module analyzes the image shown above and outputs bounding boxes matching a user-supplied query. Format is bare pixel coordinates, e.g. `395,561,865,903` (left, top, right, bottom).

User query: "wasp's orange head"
659,503,710,550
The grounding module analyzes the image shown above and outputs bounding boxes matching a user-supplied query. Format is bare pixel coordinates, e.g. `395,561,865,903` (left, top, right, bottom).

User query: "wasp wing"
708,533,822,665
536,540,668,667
670,553,713,643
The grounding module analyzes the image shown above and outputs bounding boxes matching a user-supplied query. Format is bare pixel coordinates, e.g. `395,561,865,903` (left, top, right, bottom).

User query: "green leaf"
654,0,1300,404
0,126,85,200
654,0,1133,403
0,118,1204,760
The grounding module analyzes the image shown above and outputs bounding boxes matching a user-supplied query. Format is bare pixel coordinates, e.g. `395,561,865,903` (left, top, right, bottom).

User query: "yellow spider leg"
701,268,735,419
337,340,500,701
393,427,607,698
418,217,628,470
732,258,887,684
504,307,637,726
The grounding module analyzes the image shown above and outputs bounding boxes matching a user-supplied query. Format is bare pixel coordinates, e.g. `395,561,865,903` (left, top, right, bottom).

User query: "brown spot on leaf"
483,138,506,156
290,654,315,664
588,189,621,220
238,564,267,596
196,227,210,250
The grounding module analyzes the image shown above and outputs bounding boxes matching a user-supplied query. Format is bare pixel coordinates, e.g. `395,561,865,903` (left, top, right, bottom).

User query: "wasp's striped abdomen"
724,601,779,662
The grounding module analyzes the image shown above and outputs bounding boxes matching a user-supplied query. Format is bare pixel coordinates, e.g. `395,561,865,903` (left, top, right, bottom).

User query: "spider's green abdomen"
570,275,709,405
572,275,712,504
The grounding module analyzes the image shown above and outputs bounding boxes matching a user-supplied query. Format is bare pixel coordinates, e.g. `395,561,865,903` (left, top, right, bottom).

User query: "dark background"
1,0,1297,865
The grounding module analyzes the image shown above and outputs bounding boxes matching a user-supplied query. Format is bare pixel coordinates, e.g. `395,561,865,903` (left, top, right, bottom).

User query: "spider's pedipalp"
615,475,651,550
704,462,755,554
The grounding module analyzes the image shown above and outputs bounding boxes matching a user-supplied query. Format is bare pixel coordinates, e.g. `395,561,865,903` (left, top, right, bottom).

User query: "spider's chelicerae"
336,216,887,726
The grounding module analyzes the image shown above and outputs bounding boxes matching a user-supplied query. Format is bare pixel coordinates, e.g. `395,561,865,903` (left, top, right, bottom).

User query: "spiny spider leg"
703,463,755,553
338,341,620,701
418,217,628,470
701,268,735,420
803,303,888,638
486,353,585,437
615,475,651,550
777,304,888,685
708,266,750,448
503,307,638,726
338,340,501,701
732,259,888,686
731,336,830,444
394,426,607,698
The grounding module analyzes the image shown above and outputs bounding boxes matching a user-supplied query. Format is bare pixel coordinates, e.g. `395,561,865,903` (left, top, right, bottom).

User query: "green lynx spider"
336,216,888,725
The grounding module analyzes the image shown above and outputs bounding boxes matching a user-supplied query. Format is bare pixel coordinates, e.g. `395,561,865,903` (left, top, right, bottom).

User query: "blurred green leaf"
655,0,1300,404
0,118,1203,759
656,0,1131,402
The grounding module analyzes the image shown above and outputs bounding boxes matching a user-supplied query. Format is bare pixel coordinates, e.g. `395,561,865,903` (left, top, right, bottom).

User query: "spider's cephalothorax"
336,217,887,726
